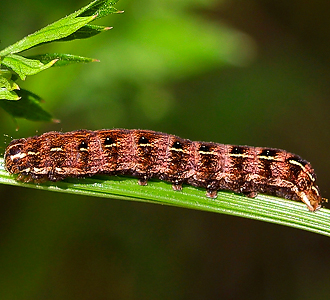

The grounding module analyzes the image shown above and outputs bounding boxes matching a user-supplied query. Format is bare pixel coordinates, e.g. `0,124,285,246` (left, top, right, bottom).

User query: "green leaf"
0,69,20,91
1,54,57,80
0,89,55,121
0,0,123,122
0,15,96,56
58,24,112,41
0,69,12,80
0,70,21,100
0,158,329,237
27,53,98,67
0,76,20,91
0,88,20,100
75,0,122,19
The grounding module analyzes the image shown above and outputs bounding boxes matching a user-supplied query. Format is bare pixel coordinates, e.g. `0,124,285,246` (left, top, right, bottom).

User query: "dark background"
1,0,330,299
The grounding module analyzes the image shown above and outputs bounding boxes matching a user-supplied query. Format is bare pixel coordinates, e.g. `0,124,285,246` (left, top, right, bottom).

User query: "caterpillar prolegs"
4,129,323,211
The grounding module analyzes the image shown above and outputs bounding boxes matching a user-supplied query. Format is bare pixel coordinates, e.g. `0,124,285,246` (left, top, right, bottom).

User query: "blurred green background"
1,0,330,299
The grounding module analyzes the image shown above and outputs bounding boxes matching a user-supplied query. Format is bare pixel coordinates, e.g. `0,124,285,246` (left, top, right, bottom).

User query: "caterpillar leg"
172,183,182,191
206,189,217,199
138,178,148,186
243,191,258,198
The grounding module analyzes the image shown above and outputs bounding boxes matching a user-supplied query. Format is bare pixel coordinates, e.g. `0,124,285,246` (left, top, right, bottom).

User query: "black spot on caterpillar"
4,129,323,211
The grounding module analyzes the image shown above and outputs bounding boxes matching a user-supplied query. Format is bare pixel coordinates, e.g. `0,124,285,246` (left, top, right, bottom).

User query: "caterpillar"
4,129,323,211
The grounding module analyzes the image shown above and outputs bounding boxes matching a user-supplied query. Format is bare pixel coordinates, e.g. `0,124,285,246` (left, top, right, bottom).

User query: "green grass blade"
0,156,329,237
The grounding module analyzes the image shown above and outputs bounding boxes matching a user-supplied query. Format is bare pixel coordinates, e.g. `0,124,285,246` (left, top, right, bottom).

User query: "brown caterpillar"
4,129,323,211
